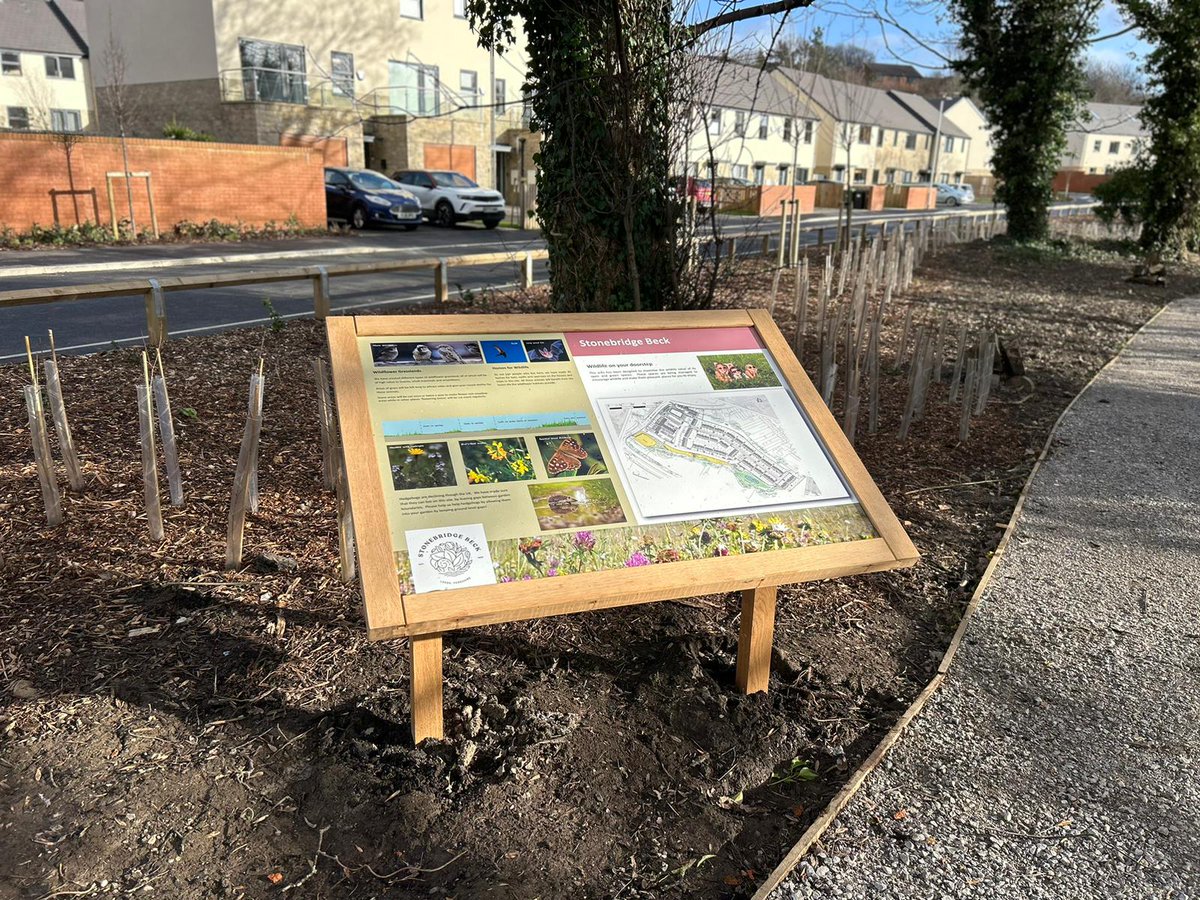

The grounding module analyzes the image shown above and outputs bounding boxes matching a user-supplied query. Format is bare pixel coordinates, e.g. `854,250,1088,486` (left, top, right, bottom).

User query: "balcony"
220,67,355,109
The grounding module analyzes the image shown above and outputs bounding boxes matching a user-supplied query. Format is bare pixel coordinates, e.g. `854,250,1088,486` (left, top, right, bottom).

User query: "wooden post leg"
410,633,444,743
434,258,449,303
735,585,777,695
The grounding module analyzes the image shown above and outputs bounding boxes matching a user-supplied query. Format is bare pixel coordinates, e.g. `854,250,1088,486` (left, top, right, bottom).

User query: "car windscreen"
349,172,400,191
431,172,479,189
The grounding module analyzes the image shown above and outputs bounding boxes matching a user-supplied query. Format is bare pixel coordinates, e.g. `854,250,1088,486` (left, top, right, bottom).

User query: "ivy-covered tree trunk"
1121,1,1200,258
472,0,678,312
950,0,1101,242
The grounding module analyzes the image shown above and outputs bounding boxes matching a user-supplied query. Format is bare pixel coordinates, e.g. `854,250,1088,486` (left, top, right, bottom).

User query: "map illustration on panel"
599,393,847,519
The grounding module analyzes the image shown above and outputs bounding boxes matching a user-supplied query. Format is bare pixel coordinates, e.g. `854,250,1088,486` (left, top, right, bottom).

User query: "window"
495,78,506,113
734,111,746,136
1109,140,1120,154
923,135,931,149
1,51,20,75
1088,167,1097,174
388,60,439,114
904,132,917,150
460,69,478,97
708,109,721,134
782,118,792,142
1093,139,1102,152
853,168,867,184
885,168,896,184
777,165,789,185
754,164,765,185
944,135,954,152
399,0,423,18
44,55,75,79
240,38,307,103
872,169,881,184
795,167,809,183
901,170,912,184
50,109,81,132
6,106,29,130
454,0,467,16
732,164,748,180
877,128,885,146
893,129,899,146
858,124,871,144
803,120,813,144
758,115,768,140
331,51,354,98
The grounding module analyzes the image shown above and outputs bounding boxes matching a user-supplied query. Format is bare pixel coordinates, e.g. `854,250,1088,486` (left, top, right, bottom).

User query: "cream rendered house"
1060,102,1145,175
84,0,531,187
0,0,92,133
940,96,994,178
681,58,819,186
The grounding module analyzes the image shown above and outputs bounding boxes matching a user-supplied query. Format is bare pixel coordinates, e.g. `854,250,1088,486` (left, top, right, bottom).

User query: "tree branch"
685,0,818,41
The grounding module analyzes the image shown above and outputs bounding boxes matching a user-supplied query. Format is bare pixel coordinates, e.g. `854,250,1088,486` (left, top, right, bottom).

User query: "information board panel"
328,310,918,645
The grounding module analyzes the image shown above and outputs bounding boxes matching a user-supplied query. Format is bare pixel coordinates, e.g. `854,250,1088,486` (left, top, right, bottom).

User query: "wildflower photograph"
534,432,608,478
460,437,536,483
386,442,455,491
527,478,627,530
697,351,781,390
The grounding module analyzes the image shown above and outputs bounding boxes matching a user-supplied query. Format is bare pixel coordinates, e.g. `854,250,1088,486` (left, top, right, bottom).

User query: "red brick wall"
1052,170,1111,195
755,185,816,216
0,133,326,232
279,133,348,168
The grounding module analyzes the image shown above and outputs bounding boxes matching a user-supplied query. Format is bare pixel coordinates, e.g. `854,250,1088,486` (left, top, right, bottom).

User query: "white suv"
391,170,507,229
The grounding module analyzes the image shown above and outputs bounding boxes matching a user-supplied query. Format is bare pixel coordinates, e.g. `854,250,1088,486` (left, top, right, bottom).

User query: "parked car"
934,182,975,206
324,167,422,230
671,176,713,211
390,170,506,228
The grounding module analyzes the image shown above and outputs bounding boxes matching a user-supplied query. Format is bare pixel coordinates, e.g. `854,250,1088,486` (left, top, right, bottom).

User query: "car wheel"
483,217,502,229
350,205,368,230
434,201,456,228
951,197,961,207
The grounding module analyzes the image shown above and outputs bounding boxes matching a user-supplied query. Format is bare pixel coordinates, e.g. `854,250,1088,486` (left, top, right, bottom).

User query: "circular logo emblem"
428,540,473,577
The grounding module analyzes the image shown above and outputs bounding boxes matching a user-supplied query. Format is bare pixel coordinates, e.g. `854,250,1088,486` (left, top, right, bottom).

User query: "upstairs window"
460,69,478,98
400,0,423,18
240,38,307,103
708,109,721,135
734,111,746,136
389,61,439,115
1093,139,1102,152
1109,140,1121,154
6,106,29,129
782,117,792,142
495,78,506,113
944,135,954,152
454,0,467,16
904,132,917,150
877,128,885,146
803,120,813,143
858,124,871,144
1,51,20,75
758,115,768,140
45,55,75,79
331,51,355,98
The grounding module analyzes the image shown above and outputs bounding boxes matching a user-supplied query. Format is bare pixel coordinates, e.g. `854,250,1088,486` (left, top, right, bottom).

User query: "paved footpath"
777,297,1200,900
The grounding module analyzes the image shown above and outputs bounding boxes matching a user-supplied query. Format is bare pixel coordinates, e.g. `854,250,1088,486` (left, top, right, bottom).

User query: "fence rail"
0,204,1097,347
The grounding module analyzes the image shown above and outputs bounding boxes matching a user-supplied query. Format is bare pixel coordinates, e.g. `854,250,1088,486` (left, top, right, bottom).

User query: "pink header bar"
566,327,763,357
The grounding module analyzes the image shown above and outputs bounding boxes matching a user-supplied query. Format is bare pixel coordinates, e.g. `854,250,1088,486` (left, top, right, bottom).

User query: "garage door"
423,144,476,181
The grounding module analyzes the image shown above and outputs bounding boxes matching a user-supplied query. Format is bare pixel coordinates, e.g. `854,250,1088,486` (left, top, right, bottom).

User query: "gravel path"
775,297,1200,900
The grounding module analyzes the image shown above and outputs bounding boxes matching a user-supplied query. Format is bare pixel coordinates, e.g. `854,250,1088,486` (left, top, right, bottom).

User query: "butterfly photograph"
535,432,608,478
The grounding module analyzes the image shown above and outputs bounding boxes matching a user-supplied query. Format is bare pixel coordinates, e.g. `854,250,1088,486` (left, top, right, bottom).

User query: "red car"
674,176,713,211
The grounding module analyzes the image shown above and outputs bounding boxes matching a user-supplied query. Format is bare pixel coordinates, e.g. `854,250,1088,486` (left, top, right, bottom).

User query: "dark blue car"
324,167,423,230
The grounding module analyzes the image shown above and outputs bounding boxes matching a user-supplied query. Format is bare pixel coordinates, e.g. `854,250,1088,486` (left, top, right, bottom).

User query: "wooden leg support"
735,585,777,694
410,633,444,743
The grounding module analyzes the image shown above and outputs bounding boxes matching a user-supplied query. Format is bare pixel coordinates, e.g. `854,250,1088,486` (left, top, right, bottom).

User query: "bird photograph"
412,344,433,363
436,344,466,364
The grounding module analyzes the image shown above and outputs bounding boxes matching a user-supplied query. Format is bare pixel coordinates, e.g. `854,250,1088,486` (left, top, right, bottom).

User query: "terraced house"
83,0,533,193
682,58,820,187
0,0,92,133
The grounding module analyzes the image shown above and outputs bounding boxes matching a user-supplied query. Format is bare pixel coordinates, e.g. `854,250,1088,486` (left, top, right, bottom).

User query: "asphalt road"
0,201,1083,361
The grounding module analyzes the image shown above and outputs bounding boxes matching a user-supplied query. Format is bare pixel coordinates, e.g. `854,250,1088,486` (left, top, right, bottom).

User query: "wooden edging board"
748,300,1172,899
327,309,918,741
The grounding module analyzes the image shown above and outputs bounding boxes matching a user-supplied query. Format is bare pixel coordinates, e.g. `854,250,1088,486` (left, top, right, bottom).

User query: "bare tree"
97,17,143,235
1085,58,1145,104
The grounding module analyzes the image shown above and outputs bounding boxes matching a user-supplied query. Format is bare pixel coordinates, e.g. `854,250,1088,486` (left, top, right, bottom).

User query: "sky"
696,0,1148,75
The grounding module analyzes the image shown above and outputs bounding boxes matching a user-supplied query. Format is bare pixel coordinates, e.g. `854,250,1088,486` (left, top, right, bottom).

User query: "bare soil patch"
0,235,1192,898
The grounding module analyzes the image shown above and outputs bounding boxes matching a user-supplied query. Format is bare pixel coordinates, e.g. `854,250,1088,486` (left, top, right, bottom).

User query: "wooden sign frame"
327,309,918,742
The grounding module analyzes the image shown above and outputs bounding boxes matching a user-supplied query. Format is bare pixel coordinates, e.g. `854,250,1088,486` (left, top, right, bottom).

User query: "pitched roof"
776,68,933,134
0,0,88,56
692,57,818,119
888,91,971,140
1073,102,1145,137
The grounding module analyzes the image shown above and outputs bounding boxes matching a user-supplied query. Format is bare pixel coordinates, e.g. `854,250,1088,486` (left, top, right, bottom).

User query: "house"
864,62,922,90
886,91,972,183
0,0,92,133
1060,102,1145,175
775,69,958,186
939,96,994,178
681,58,821,186
82,0,532,190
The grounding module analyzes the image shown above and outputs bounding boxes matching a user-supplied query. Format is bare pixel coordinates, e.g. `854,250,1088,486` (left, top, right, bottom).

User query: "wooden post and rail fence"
0,206,1094,347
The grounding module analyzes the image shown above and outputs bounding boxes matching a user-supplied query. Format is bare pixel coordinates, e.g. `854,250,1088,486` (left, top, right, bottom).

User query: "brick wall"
1053,170,1111,195
755,185,816,216
0,132,326,232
